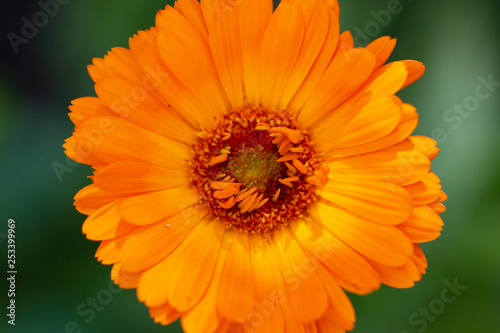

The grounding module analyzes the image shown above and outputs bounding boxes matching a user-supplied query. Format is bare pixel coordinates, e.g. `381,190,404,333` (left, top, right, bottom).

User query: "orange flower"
64,0,446,332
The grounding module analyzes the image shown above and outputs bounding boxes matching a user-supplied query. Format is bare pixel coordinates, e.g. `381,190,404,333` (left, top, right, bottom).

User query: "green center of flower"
227,144,282,192
190,107,329,236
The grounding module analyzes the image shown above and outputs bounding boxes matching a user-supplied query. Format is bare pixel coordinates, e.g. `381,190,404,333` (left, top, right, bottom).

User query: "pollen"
190,107,329,235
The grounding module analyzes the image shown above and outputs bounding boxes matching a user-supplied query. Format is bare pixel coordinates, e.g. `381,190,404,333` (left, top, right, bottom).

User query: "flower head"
65,0,446,332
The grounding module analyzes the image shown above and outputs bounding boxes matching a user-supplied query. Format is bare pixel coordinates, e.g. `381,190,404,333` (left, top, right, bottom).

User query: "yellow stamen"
209,154,228,167
272,188,281,202
278,179,293,188
254,198,269,210
248,193,265,212
213,185,240,199
238,117,249,128
220,148,231,155
210,181,241,190
219,196,236,209
235,187,257,202
222,132,231,141
292,159,308,174
285,162,297,174
269,127,301,144
278,138,292,154
277,154,300,163
255,123,271,131
282,176,299,182
239,193,257,213
196,131,208,139
272,134,287,144
290,147,304,153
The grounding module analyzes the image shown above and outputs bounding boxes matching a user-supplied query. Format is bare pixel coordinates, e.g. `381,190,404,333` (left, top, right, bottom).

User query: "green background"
1,0,499,332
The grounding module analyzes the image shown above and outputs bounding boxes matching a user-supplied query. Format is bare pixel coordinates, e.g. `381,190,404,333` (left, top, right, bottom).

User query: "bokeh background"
1,0,499,332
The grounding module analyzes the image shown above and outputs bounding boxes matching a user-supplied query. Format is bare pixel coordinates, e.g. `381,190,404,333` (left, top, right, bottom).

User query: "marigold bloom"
64,0,447,332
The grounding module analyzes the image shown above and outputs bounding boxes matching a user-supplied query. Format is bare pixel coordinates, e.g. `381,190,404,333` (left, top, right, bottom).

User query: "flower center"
190,107,329,236
227,143,282,192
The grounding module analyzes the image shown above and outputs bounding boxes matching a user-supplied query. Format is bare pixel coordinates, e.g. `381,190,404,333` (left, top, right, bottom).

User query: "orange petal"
272,229,328,323
319,178,413,225
128,28,215,129
298,48,375,128
181,230,229,333
260,1,305,110
149,303,181,326
118,186,200,225
217,231,254,321
279,0,330,109
362,61,408,97
73,184,126,215
87,57,105,83
312,92,372,153
316,265,355,330
315,317,346,333
72,115,190,170
313,202,413,267
111,262,142,289
235,0,273,107
68,97,115,125
95,240,121,265
101,47,142,83
335,95,402,148
429,202,447,214
94,77,195,143
292,220,380,295
411,244,428,274
401,60,425,89
63,135,106,167
280,301,307,333
367,258,421,289
326,100,418,158
287,2,339,113
167,218,226,311
334,30,354,54
404,176,443,206
120,206,205,273
367,245,427,289
397,206,443,243
82,202,138,241
208,7,244,108
242,236,286,333
410,136,440,161
174,0,208,40
366,36,397,69
329,139,431,186
93,161,190,194
156,6,228,119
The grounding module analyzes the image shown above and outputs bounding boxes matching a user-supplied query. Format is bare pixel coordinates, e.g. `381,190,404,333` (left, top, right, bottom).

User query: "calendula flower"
64,0,447,332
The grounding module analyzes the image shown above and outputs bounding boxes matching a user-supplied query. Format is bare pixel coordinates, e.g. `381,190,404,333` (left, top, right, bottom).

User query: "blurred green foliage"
1,0,499,332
